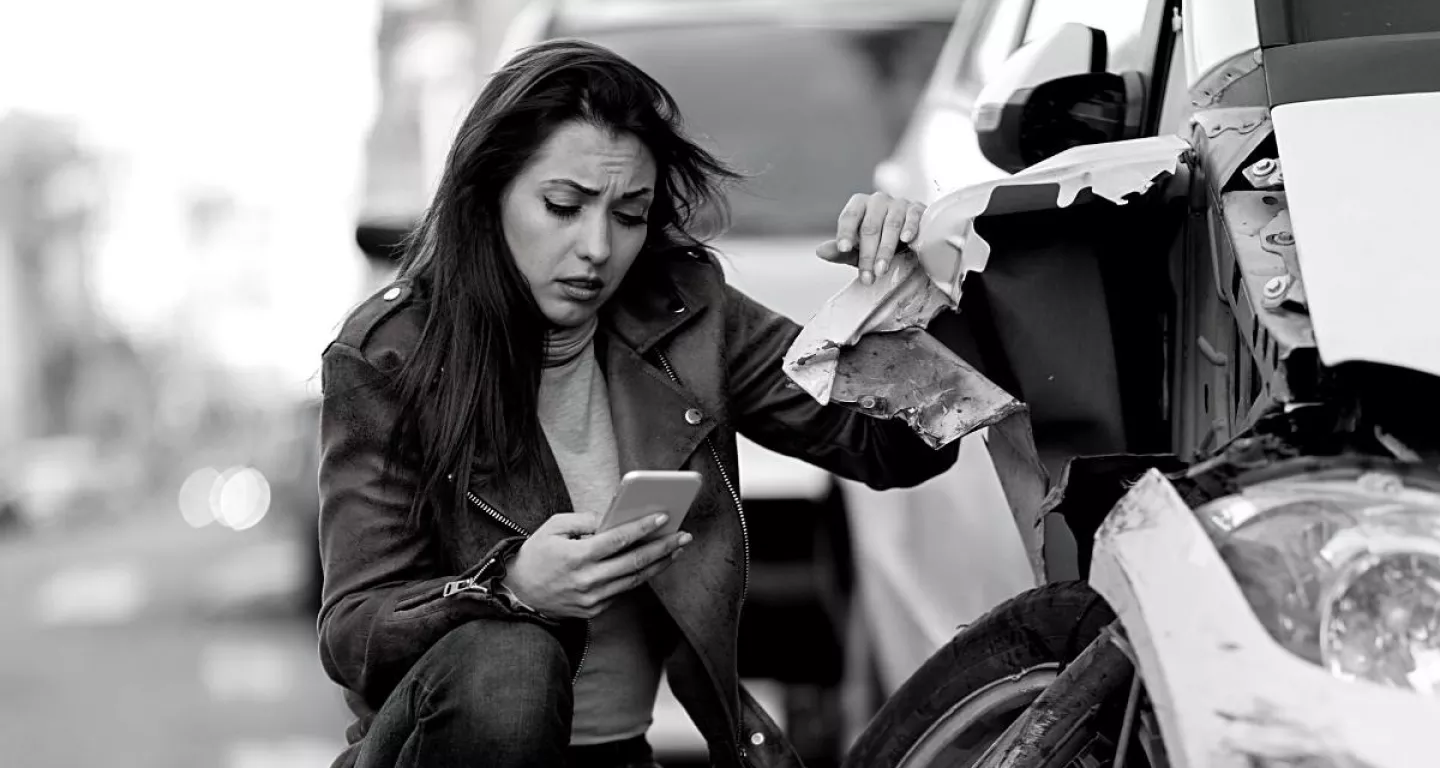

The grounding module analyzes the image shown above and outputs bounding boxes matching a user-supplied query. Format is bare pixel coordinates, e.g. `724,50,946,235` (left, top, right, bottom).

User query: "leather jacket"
316,250,961,767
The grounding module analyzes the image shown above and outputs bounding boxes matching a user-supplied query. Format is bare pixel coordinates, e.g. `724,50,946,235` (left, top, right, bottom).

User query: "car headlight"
1197,467,1440,695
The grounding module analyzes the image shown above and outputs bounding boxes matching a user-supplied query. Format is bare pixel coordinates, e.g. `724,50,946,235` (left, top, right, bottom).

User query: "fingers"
591,530,691,586
814,238,858,266
834,193,869,259
875,201,926,279
585,509,669,560
574,596,614,620
873,201,908,280
854,194,892,285
590,532,691,604
538,512,597,539
901,201,925,246
833,194,924,285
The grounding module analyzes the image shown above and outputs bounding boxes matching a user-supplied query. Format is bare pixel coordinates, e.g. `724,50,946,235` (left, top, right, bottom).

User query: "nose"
576,210,611,264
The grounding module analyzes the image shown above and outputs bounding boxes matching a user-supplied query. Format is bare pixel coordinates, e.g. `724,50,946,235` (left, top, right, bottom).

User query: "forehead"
524,121,657,187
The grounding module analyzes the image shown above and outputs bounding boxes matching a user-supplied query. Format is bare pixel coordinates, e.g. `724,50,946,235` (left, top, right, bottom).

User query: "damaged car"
783,0,1440,765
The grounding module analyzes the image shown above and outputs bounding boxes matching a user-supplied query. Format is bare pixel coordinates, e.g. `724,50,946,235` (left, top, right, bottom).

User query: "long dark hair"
386,38,739,524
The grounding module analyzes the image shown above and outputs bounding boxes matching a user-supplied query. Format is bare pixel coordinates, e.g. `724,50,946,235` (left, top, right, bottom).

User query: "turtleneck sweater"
538,317,673,745
543,316,599,368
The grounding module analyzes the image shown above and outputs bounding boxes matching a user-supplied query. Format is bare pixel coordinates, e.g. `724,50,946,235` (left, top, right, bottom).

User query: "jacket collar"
463,252,719,535
601,251,711,355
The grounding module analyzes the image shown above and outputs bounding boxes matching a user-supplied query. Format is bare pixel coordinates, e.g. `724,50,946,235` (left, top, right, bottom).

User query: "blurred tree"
0,111,165,526
0,114,98,443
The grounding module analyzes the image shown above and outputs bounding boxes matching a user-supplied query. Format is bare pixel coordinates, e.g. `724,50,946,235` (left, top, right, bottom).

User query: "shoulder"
660,246,729,307
326,277,427,373
653,246,789,335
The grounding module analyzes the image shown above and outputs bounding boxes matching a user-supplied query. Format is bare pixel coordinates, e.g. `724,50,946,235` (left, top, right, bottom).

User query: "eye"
615,212,648,228
544,199,580,219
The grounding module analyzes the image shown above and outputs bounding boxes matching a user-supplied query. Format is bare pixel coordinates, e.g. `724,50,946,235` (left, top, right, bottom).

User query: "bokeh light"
209,466,241,522
216,467,272,531
178,466,271,531
178,467,220,528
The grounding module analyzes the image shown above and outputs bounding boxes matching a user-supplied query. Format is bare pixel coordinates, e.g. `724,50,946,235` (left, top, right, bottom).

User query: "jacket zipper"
465,489,527,536
654,350,753,756
453,489,591,686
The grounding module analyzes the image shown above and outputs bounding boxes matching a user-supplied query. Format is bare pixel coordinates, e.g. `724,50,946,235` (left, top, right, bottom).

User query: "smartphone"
599,470,703,539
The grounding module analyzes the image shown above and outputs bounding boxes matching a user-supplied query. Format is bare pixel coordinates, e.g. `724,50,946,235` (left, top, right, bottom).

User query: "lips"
557,276,604,302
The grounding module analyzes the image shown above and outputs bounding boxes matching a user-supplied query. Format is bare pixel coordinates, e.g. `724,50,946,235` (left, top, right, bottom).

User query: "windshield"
566,21,949,237
1257,0,1440,45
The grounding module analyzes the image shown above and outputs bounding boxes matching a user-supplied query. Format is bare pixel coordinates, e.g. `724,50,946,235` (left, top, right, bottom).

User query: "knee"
415,619,572,741
424,619,569,693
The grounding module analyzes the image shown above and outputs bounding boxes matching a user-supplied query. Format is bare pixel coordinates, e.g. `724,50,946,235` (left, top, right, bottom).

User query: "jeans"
354,619,662,768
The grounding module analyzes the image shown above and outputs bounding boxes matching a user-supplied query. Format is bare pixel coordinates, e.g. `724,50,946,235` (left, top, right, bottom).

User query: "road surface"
0,511,757,766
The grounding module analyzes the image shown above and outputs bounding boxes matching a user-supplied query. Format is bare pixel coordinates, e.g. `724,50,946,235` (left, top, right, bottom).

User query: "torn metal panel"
1257,211,1307,309
1236,381,1292,437
981,411,1049,585
1038,453,1189,578
1191,107,1272,192
917,134,1192,302
1190,48,1264,109
783,135,1190,449
1243,157,1284,190
1221,191,1317,356
830,329,1024,449
783,255,955,406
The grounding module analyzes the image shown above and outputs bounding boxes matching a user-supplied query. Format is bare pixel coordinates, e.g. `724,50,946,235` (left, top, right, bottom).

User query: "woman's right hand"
500,511,690,619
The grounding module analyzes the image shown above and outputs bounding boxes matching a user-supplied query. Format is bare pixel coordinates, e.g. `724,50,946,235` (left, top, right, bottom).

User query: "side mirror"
355,219,415,266
974,23,1145,173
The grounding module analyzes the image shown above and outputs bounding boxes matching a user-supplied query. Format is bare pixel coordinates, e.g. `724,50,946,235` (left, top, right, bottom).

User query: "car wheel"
843,581,1165,767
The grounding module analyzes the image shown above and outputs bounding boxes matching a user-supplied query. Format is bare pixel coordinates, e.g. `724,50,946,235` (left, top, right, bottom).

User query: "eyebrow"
545,179,652,200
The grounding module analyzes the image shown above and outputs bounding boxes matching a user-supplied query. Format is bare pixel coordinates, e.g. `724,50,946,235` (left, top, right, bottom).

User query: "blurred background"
0,1,1027,766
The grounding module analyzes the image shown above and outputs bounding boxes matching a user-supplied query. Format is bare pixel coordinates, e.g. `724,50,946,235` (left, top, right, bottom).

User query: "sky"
0,0,384,398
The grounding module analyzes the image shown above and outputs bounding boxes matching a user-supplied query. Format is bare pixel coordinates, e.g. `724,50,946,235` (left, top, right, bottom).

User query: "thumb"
538,512,597,539
815,238,858,265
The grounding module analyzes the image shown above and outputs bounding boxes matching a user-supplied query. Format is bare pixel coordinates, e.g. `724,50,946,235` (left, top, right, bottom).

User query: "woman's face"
501,120,657,328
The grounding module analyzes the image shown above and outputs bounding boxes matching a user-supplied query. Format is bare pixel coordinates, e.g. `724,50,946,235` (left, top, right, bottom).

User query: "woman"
318,38,960,768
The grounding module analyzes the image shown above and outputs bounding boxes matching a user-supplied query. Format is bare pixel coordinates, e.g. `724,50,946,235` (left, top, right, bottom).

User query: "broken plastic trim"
783,135,1192,449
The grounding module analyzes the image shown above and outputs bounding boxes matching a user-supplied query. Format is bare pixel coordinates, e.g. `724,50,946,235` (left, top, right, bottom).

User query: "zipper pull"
443,576,490,598
442,557,501,598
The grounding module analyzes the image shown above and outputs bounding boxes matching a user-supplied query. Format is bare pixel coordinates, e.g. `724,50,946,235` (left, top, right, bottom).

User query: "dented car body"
799,0,1440,765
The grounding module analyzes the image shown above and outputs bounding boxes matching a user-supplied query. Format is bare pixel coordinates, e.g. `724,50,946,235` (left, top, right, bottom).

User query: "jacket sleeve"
722,282,961,490
316,342,542,706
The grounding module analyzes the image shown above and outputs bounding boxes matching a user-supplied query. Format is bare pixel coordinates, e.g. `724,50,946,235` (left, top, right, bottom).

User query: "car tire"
841,581,1129,768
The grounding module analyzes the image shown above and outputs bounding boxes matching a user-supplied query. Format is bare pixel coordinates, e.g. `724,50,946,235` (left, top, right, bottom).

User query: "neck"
544,316,599,368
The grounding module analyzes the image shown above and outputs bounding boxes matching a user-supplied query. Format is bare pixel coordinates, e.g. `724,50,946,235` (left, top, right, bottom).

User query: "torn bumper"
782,135,1191,449
1090,470,1440,768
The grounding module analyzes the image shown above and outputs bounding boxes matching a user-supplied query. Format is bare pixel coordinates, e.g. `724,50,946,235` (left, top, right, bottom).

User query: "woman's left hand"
816,192,926,286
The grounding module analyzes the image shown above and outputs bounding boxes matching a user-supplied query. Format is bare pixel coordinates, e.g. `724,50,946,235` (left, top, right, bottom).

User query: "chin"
543,304,598,328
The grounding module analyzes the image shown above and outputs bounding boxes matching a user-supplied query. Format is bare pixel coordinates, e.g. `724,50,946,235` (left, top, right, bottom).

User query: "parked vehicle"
845,0,1440,765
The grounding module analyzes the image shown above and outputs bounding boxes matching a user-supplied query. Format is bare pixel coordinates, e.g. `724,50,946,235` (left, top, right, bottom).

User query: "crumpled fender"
783,134,1192,449
782,137,1192,579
